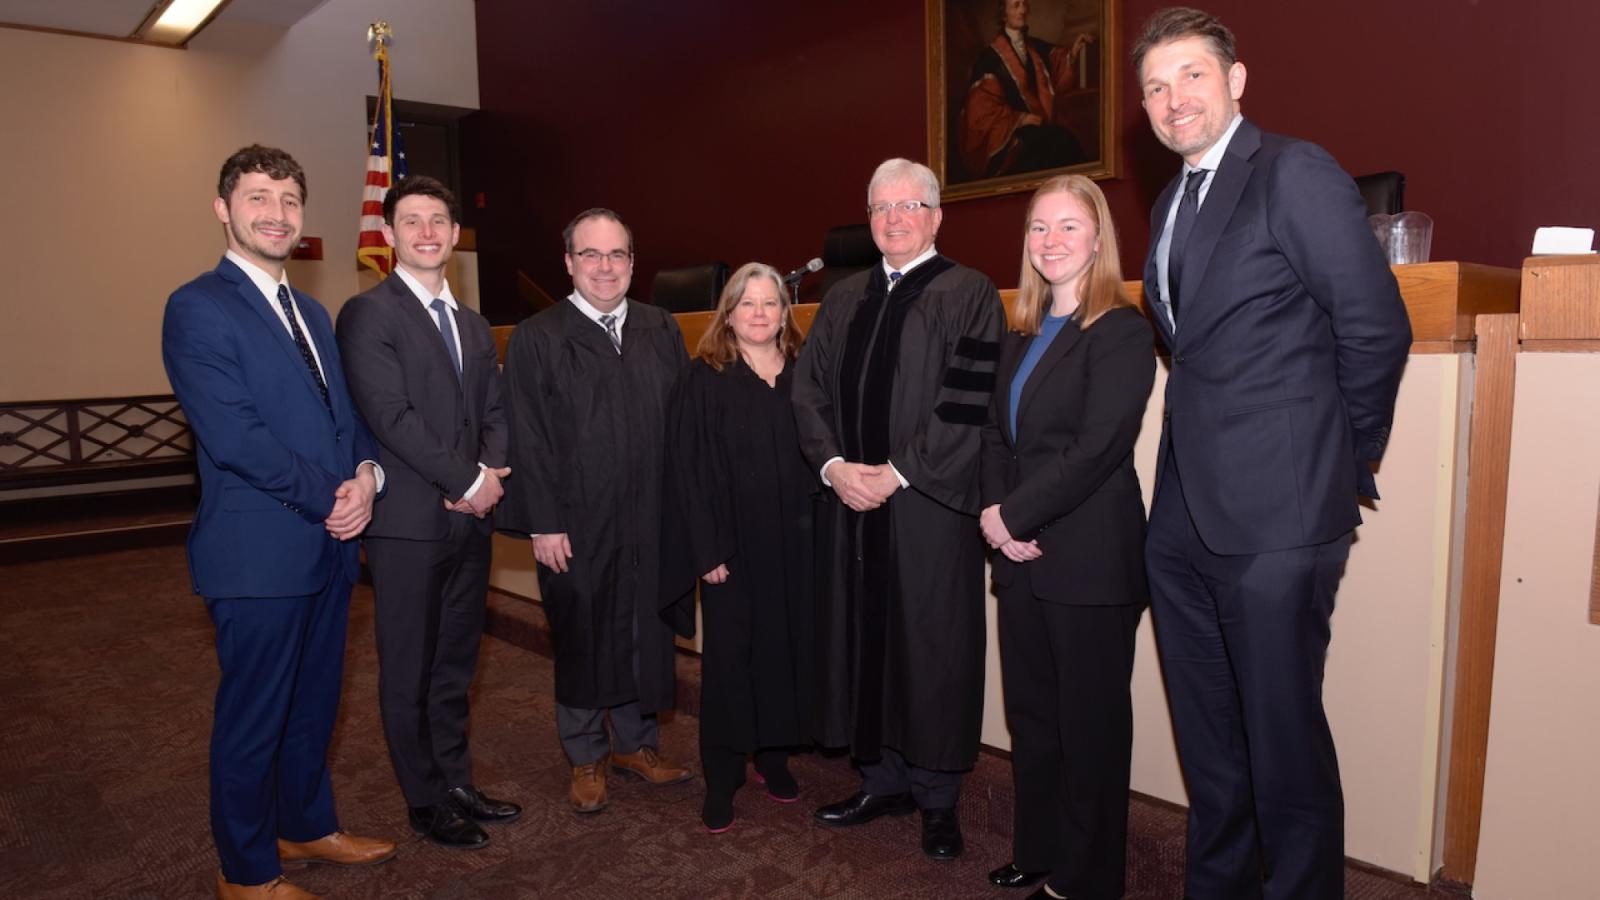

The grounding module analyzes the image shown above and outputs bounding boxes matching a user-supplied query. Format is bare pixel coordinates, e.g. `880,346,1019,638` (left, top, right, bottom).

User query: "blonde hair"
694,262,803,370
1012,174,1139,335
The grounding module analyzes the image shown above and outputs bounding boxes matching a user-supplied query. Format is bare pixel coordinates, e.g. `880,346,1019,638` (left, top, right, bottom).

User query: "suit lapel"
216,258,331,414
391,275,464,396
1174,120,1260,332
1144,178,1180,346
994,335,1022,446
1014,319,1083,440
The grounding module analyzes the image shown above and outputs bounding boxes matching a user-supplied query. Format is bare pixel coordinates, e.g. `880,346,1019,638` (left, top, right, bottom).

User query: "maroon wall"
468,0,1595,321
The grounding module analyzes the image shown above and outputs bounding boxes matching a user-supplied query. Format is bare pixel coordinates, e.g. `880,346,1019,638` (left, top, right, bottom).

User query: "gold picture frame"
927,0,1120,202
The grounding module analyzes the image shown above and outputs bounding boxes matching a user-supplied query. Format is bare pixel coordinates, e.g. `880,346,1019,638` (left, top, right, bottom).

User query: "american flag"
357,37,407,275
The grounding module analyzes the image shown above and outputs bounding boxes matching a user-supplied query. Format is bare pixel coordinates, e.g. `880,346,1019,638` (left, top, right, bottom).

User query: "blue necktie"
430,298,462,381
277,285,330,409
888,270,903,290
1167,168,1209,316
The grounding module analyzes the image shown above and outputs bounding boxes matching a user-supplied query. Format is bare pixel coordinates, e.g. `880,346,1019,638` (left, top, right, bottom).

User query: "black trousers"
998,565,1142,900
1146,455,1350,900
366,518,491,808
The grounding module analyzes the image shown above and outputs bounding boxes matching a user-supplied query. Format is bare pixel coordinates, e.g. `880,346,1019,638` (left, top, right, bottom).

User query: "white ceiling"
0,0,330,41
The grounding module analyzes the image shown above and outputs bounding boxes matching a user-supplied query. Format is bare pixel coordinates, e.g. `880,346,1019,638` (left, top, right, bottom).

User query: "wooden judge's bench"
489,258,1600,895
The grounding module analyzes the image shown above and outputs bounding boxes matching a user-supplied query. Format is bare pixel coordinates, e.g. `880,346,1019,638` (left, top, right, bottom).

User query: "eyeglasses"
867,200,934,217
570,249,633,266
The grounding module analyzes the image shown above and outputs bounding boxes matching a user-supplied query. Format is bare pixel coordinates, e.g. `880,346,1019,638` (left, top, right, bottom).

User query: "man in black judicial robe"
792,158,1005,860
499,208,693,814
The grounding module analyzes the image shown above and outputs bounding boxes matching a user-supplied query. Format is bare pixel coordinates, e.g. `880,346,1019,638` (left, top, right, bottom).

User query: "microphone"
782,257,824,285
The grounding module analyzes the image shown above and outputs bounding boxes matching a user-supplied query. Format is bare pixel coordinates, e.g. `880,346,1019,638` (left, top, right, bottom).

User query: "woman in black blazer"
978,175,1157,900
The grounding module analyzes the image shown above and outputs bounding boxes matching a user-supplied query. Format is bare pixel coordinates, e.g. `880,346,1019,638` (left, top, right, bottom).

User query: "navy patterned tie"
1166,168,1209,317
430,298,462,382
598,313,622,354
888,270,903,290
276,284,330,409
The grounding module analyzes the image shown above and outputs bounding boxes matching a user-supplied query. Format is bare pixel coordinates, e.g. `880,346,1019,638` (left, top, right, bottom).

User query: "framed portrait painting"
927,0,1120,201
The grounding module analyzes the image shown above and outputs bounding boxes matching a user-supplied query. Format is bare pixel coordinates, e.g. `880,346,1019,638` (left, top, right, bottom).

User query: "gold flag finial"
367,21,393,58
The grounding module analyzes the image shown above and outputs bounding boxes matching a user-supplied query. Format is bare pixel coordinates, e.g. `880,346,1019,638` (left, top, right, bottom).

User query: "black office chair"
808,223,879,303
1354,171,1405,216
650,262,729,313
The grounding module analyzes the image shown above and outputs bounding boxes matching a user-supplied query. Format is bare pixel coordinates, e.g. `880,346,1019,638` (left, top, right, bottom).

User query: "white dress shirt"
1154,113,1244,330
224,249,384,491
394,264,485,502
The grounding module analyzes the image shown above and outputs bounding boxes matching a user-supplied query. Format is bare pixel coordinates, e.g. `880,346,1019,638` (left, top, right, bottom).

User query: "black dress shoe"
813,791,916,827
989,862,1047,888
408,803,490,849
447,784,522,823
920,807,963,859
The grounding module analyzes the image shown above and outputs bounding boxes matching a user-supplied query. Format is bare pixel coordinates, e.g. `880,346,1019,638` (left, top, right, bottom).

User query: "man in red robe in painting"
959,0,1094,179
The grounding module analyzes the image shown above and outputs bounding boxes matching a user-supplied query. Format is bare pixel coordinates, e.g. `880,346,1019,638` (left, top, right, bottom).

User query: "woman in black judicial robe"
978,175,1156,899
663,262,816,832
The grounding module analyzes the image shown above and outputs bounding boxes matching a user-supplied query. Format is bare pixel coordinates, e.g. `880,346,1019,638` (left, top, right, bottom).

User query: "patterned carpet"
0,543,1438,899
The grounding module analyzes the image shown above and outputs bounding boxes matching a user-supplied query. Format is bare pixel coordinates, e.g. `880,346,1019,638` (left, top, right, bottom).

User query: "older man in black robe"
500,208,693,814
793,158,1005,859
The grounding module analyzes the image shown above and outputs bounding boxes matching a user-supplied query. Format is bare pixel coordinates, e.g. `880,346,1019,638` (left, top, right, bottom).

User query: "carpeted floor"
0,544,1438,899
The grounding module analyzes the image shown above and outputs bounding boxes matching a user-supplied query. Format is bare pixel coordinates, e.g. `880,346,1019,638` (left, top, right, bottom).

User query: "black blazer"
336,273,507,541
1142,118,1412,555
980,306,1157,605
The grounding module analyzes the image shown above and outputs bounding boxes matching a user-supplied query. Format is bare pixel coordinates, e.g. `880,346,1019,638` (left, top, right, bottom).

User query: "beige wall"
0,0,478,402
1473,351,1600,900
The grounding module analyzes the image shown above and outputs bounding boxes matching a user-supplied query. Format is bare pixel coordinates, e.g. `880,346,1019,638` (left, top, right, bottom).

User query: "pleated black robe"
790,258,1005,771
662,357,817,752
498,299,689,712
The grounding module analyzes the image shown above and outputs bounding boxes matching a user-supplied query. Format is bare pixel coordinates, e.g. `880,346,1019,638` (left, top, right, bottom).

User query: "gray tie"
430,298,462,382
1167,168,1209,316
598,313,622,354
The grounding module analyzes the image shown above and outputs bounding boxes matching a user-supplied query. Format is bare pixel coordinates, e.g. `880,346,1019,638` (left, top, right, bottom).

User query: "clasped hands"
825,460,901,512
324,464,379,541
980,504,1042,563
441,466,512,519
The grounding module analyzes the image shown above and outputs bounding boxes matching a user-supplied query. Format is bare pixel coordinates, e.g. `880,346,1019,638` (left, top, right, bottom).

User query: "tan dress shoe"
611,746,694,785
216,872,320,899
570,758,608,813
276,830,397,867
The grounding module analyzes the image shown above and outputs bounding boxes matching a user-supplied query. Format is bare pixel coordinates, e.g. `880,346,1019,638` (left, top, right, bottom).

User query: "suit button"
1174,355,1185,364
463,418,470,427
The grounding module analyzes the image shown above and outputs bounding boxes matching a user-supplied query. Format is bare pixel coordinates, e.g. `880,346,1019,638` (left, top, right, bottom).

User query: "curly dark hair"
217,145,307,203
383,175,460,225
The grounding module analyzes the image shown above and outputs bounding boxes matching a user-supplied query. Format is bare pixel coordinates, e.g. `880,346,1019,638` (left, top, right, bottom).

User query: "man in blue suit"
1133,9,1412,900
163,145,397,900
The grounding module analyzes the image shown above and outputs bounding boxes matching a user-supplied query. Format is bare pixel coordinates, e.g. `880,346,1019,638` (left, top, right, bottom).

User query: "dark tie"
888,270,903,290
598,313,622,354
1166,168,1209,316
276,284,330,409
430,298,462,382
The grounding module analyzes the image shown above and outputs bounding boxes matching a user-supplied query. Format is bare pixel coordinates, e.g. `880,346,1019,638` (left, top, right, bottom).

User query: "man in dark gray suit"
1134,8,1412,900
337,176,520,849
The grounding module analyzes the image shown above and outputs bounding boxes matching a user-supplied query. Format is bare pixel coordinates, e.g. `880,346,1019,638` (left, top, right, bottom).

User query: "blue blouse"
1008,312,1073,439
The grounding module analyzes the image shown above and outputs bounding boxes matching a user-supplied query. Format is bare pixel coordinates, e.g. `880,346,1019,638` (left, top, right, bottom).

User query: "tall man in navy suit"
163,145,397,900
1133,9,1412,900
337,176,520,850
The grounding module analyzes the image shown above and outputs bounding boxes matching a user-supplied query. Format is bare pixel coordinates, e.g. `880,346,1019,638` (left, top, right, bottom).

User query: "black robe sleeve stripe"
935,400,991,426
942,367,997,392
955,336,1002,361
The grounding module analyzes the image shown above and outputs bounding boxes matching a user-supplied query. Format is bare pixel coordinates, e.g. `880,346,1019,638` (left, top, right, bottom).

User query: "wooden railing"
0,395,193,488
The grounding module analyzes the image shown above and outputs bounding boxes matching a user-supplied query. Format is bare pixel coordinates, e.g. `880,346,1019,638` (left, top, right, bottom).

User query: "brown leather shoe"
276,830,397,867
216,872,319,899
611,746,694,785
570,758,608,813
